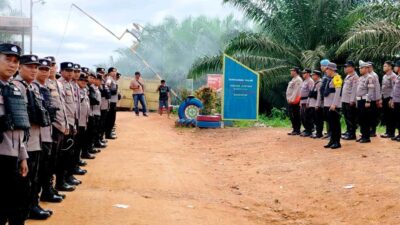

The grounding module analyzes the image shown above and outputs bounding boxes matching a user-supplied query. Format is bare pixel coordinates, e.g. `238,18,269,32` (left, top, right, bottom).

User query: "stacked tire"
176,96,203,127
196,115,222,129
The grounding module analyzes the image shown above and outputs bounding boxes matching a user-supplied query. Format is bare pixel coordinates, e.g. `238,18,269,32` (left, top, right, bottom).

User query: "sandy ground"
28,112,400,225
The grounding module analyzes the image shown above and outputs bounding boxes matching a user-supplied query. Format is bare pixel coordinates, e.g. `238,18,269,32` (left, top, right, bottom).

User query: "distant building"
0,16,31,52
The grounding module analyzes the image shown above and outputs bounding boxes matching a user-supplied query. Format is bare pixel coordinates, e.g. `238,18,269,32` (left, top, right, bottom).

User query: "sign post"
222,54,259,121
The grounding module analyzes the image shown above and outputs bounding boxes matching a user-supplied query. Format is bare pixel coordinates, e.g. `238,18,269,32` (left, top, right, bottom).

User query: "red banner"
207,74,222,91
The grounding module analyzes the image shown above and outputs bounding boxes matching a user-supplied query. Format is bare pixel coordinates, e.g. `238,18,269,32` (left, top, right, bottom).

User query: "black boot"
73,167,87,176
37,205,53,215
82,152,96,159
40,186,63,203
55,182,76,192
324,141,334,148
79,159,87,167
66,175,82,186
330,142,342,149
51,186,66,199
29,206,51,220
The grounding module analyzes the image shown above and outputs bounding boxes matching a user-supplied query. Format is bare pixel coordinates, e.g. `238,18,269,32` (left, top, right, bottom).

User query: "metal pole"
30,0,33,54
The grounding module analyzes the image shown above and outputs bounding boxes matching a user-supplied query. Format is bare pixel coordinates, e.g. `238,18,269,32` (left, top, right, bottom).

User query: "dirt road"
28,112,400,225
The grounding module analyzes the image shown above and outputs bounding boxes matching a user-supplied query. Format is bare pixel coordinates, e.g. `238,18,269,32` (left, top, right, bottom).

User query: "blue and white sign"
222,54,260,121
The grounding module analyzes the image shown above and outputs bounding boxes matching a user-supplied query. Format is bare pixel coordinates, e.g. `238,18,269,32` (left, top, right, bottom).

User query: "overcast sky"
10,0,242,69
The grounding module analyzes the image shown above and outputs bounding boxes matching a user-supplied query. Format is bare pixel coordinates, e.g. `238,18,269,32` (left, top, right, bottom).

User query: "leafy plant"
195,86,217,115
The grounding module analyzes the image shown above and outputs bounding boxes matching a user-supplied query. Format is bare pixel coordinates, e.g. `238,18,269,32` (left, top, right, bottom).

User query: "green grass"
232,108,387,133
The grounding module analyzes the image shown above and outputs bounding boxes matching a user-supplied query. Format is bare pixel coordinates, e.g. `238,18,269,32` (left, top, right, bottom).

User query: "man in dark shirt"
157,80,170,117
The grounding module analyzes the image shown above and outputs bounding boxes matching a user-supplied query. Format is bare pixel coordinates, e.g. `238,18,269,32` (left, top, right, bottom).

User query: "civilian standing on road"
130,71,148,117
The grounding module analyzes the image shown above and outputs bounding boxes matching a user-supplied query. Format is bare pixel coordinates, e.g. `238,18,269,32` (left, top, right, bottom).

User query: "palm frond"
225,33,300,62
337,21,400,57
188,54,223,79
301,45,327,69
222,0,277,25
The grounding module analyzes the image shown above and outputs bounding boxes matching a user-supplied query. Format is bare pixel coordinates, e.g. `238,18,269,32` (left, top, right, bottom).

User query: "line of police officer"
286,59,400,149
0,43,119,224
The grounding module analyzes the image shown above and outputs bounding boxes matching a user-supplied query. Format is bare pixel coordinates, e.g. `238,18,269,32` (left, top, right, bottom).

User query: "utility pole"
30,0,45,54
29,0,32,54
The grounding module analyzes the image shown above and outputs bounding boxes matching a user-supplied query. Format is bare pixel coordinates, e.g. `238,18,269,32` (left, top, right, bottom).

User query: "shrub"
195,86,217,115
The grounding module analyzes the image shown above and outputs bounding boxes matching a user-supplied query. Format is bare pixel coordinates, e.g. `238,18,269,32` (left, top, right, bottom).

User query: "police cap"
0,43,22,58
60,62,74,71
78,73,88,81
344,60,355,68
20,55,40,65
44,56,56,64
38,58,51,68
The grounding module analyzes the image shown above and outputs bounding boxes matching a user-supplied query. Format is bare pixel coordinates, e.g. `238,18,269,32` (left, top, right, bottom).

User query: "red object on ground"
197,115,222,122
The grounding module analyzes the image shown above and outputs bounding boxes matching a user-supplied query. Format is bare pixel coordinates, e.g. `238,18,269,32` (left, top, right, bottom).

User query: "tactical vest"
309,81,320,99
89,85,100,106
34,83,59,123
100,84,111,99
0,82,30,131
16,80,51,127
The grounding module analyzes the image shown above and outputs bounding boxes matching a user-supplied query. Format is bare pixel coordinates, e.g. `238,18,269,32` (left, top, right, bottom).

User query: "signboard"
222,54,259,121
207,74,222,91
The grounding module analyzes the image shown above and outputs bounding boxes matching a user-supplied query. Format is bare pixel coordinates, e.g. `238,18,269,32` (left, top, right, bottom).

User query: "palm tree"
107,15,250,90
337,1,400,61
188,0,375,111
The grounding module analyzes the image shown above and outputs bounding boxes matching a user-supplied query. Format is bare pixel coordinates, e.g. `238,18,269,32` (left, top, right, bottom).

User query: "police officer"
299,69,314,137
14,55,52,220
391,61,400,141
82,73,101,159
105,67,118,139
97,68,108,148
0,43,29,225
56,62,78,192
323,63,342,149
75,73,91,165
380,61,397,138
367,62,382,137
320,59,331,139
341,61,359,140
286,67,302,135
71,64,87,177
34,58,63,206
356,61,380,143
89,74,103,153
309,70,323,138
43,56,67,200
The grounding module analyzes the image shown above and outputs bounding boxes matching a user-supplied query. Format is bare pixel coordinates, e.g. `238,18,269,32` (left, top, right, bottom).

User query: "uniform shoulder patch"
333,75,343,88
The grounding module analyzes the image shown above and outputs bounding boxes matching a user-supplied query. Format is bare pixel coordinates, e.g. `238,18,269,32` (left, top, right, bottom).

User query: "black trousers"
370,102,379,134
323,107,331,135
37,142,52,198
394,103,400,136
288,104,301,132
311,107,324,135
105,102,117,137
57,125,75,185
53,127,65,187
342,102,357,136
382,97,395,135
21,151,41,218
0,156,25,225
99,110,108,140
300,104,314,133
85,115,101,151
74,126,86,166
358,100,373,140
84,116,96,153
328,109,341,144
